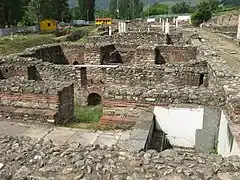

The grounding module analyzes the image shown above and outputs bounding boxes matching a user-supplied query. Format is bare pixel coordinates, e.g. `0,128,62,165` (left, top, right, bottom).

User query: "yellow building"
95,18,112,25
39,19,58,31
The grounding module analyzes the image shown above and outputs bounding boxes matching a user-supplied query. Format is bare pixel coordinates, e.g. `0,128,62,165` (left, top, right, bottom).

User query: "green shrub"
191,0,216,26
66,30,88,42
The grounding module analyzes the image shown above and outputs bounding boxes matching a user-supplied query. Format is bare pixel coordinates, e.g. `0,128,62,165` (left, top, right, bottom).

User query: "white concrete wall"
154,106,204,148
218,111,240,157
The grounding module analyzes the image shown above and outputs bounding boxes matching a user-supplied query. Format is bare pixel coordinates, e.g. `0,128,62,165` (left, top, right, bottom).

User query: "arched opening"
87,93,102,106
73,61,80,65
109,50,123,64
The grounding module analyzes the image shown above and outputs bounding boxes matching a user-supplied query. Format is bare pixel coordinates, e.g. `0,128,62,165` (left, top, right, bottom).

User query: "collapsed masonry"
0,29,240,156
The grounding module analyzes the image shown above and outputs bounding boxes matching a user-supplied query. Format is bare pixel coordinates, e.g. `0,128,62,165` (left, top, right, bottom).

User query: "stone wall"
205,10,239,38
209,10,239,26
81,62,208,88
156,45,197,63
85,32,183,45
0,77,74,124
20,43,85,65
134,45,197,65
100,84,225,125
114,44,137,64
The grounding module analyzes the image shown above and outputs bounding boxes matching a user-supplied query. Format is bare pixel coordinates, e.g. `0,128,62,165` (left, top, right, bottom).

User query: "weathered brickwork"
208,10,239,26
0,26,240,150
0,77,74,124
205,10,239,38
135,45,197,65
85,31,183,45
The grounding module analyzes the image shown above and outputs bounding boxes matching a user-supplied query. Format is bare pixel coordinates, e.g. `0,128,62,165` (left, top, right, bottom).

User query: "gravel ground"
0,134,239,180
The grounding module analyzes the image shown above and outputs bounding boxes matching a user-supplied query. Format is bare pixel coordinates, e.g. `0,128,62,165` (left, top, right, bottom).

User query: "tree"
191,0,216,26
77,0,95,21
71,7,81,20
52,0,71,22
118,0,128,19
171,1,190,14
78,0,87,20
109,0,117,18
87,0,95,21
0,1,6,27
95,9,111,18
143,3,168,17
117,0,143,19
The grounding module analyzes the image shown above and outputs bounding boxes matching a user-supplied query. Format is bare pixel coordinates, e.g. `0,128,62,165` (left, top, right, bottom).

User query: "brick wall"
85,32,183,45
99,84,225,125
134,45,197,65
156,45,197,63
209,10,239,26
115,44,137,64
0,79,74,124
61,43,85,65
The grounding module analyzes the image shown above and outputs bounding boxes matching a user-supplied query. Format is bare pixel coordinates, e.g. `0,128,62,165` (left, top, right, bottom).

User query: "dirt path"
198,29,240,72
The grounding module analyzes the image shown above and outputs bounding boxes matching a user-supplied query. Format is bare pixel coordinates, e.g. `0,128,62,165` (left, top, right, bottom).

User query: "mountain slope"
69,0,197,9
69,0,240,9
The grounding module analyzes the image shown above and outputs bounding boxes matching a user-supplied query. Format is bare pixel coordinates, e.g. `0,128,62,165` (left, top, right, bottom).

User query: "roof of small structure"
96,18,112,21
40,19,58,23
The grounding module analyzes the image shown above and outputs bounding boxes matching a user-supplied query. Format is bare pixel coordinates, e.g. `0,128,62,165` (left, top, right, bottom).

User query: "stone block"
203,107,221,139
195,129,215,153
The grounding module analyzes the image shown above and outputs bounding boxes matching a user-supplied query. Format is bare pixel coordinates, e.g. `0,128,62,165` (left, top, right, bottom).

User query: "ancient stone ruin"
0,22,240,162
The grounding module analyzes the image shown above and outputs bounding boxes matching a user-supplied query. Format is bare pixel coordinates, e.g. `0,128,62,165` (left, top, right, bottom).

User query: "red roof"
96,18,112,21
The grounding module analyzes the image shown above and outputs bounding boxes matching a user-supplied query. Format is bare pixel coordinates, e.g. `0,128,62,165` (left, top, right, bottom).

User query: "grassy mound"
0,33,56,55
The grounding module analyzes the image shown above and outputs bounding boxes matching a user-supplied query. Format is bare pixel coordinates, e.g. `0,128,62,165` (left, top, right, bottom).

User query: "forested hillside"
69,0,240,9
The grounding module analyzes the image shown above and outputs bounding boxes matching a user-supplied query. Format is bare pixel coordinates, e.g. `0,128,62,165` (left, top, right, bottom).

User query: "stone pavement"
0,112,153,152
0,120,131,147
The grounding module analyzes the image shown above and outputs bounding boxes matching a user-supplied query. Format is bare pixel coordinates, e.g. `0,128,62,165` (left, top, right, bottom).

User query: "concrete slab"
0,121,30,136
117,140,145,152
96,130,123,140
195,129,214,153
130,129,149,141
93,134,119,147
218,173,240,180
22,126,52,141
68,131,99,146
119,130,131,141
44,128,75,145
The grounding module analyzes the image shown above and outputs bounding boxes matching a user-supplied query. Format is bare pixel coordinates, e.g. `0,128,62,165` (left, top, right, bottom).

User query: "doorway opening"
199,74,204,86
155,48,166,64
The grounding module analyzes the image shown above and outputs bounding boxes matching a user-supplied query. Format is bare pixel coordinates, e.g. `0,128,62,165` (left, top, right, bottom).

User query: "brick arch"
86,86,104,100
86,87,103,106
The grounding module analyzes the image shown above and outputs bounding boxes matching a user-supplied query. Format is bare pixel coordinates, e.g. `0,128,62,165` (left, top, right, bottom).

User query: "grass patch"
62,104,132,131
0,33,56,55
74,105,103,123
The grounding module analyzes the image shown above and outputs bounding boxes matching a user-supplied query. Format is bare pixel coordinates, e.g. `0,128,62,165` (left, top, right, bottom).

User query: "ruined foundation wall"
100,85,225,125
86,32,183,45
20,43,85,65
114,44,137,64
0,79,74,124
208,10,239,26
60,43,85,65
156,45,197,63
83,62,208,88
135,45,197,65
